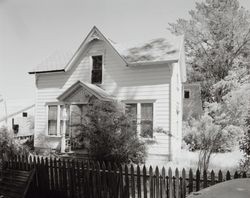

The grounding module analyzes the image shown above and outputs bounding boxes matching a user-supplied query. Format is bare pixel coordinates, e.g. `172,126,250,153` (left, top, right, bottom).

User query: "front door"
69,104,88,151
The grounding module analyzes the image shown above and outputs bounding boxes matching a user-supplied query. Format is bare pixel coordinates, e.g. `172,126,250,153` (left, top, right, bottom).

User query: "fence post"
50,157,55,192
76,160,81,198
181,168,186,198
203,170,207,188
218,170,223,183
143,165,147,198
188,169,193,193
168,168,173,198
62,159,68,197
124,165,130,198
234,171,239,179
226,171,231,180
175,168,180,198
131,165,136,198
96,162,101,198
155,166,160,198
195,169,200,192
54,158,59,191
211,170,215,186
136,165,141,198
44,157,50,195
149,166,153,198
162,167,166,198
92,162,97,198
102,162,108,198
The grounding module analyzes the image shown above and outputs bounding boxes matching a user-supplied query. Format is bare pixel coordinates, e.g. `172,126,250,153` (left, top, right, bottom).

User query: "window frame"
47,105,60,136
91,54,104,85
124,101,155,138
140,103,154,138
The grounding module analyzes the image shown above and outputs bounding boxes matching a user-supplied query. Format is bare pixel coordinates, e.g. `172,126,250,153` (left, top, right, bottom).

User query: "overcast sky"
1,0,250,102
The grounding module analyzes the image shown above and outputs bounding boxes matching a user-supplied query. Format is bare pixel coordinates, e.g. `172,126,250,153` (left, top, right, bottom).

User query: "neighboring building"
0,102,35,138
29,26,186,161
183,83,203,120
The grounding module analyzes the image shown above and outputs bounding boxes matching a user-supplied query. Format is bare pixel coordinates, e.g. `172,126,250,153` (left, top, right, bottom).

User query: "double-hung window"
91,55,103,84
48,105,58,136
125,102,154,138
48,105,69,136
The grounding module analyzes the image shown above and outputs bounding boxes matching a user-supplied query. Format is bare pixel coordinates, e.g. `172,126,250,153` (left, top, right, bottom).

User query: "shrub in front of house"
182,114,241,171
0,127,30,160
75,99,146,164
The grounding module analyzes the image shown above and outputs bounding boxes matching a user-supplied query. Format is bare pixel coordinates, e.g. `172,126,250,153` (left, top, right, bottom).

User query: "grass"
146,148,244,172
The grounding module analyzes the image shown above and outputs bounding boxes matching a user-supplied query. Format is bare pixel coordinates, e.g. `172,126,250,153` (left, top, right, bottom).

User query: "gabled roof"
29,26,185,74
111,36,183,65
29,51,74,74
0,104,35,123
29,26,127,74
57,80,114,102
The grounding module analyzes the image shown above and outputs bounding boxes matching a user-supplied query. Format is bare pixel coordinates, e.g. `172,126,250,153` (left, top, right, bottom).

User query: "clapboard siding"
34,39,175,157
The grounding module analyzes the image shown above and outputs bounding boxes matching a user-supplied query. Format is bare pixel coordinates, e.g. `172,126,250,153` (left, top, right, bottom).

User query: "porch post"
61,106,67,153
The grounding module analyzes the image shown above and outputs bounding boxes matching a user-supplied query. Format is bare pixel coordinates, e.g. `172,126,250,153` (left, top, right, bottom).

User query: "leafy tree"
75,99,146,164
0,127,30,161
169,0,250,103
207,67,250,126
183,113,240,171
239,105,250,172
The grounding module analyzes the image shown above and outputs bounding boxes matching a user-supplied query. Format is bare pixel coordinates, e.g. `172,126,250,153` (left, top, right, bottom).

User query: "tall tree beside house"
171,0,250,170
74,99,146,164
169,0,250,103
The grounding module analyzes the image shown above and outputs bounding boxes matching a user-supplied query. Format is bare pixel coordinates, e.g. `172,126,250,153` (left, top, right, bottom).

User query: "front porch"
51,81,114,154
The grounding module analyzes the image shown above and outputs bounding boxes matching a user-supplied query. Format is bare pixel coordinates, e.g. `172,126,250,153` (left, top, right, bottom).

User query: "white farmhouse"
29,26,186,162
0,100,35,139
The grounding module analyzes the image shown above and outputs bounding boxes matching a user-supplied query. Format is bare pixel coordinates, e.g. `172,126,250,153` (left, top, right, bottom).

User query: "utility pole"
0,95,8,124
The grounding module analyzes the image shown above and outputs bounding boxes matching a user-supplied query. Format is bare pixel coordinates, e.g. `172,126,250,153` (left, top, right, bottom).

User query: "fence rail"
4,155,249,198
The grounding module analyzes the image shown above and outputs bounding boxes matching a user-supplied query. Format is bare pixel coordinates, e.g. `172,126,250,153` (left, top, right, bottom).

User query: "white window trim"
46,104,62,137
90,54,105,85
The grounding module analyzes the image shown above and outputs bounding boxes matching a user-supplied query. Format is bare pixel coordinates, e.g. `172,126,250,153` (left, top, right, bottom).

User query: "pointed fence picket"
4,154,250,198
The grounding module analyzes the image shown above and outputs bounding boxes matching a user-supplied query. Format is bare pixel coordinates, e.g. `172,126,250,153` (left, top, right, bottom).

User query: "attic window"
184,90,190,99
23,112,28,117
91,55,103,84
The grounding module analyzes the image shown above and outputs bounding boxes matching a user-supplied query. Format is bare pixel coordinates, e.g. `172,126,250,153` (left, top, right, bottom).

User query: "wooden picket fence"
4,155,249,198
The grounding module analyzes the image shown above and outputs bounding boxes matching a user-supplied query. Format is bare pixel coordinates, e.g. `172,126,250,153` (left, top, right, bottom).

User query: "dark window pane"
48,120,57,135
92,56,102,70
22,112,28,117
92,56,102,84
141,103,153,138
91,70,102,84
184,90,190,99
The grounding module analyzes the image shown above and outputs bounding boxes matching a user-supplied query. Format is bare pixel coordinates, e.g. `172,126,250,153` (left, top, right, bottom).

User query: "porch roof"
57,81,115,102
